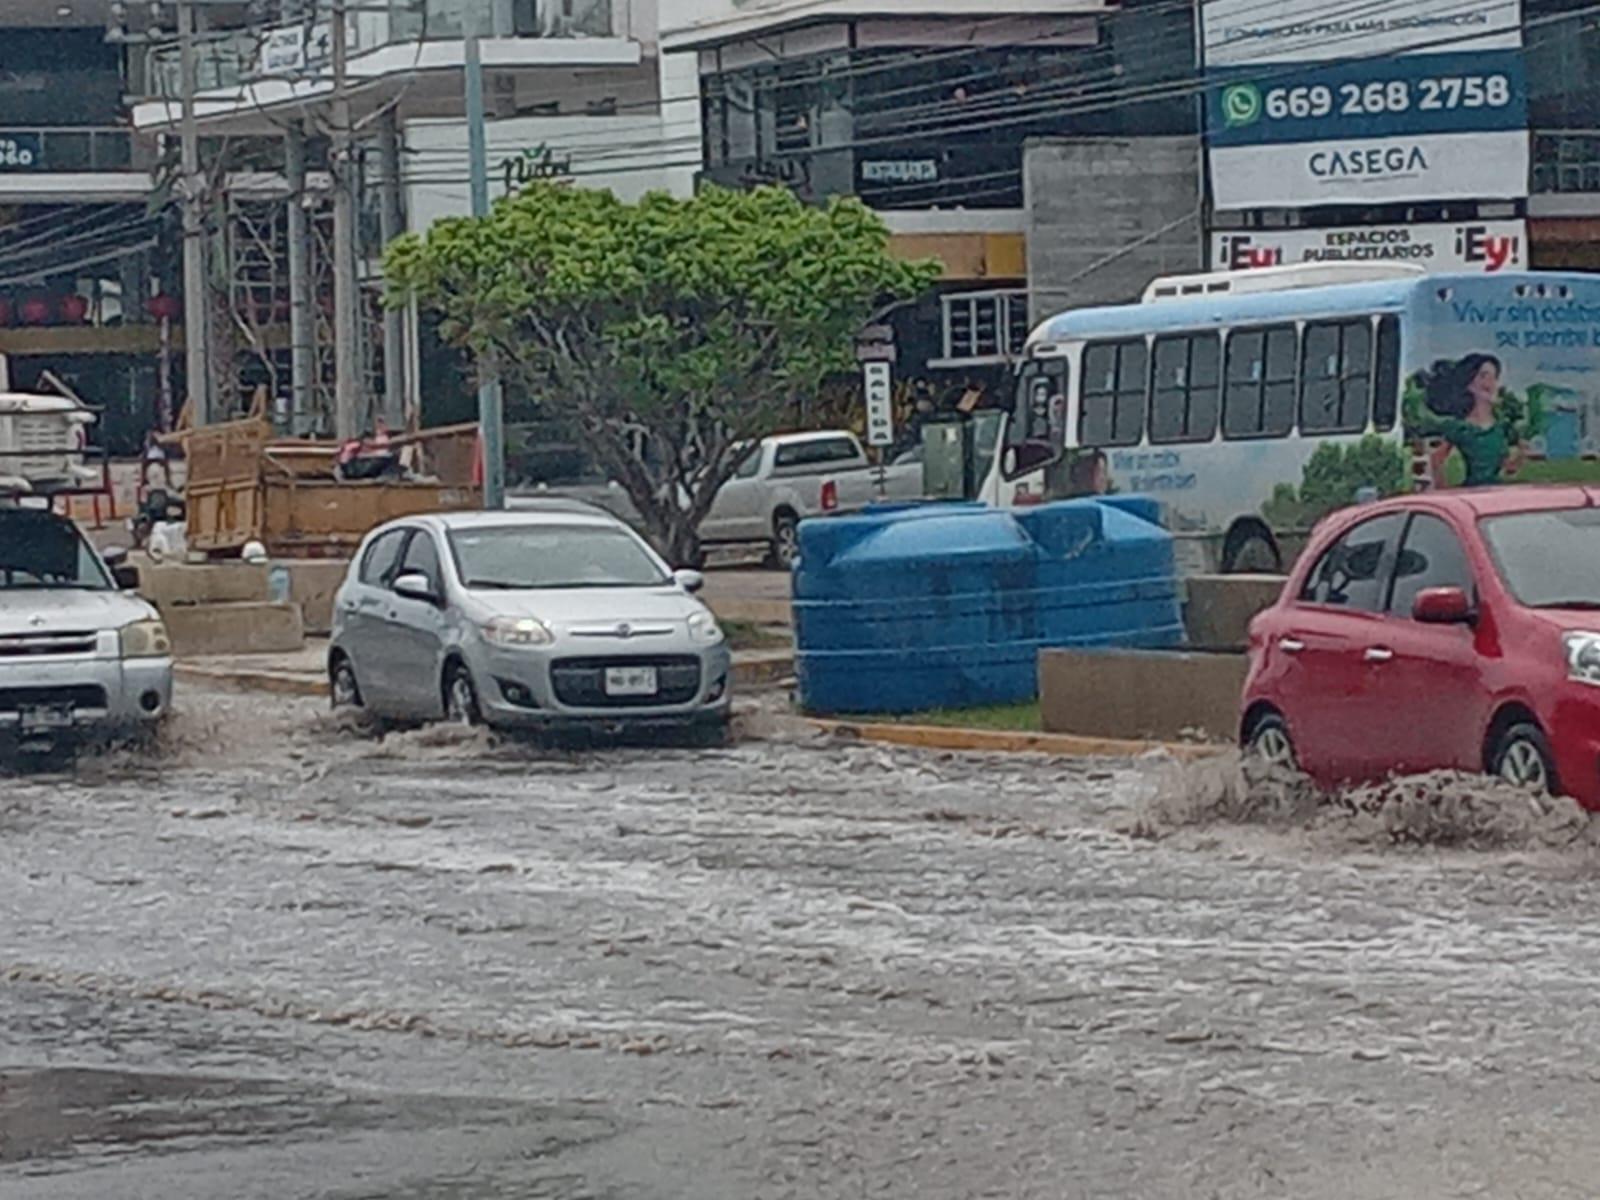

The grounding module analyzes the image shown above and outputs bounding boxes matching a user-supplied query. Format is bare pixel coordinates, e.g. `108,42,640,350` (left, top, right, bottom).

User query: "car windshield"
0,510,113,590
1481,508,1600,608
449,523,668,590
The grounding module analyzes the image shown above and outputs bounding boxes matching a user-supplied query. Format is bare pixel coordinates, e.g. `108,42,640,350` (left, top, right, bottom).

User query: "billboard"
1203,0,1522,67
1211,220,1528,273
1210,131,1529,207
1203,0,1529,209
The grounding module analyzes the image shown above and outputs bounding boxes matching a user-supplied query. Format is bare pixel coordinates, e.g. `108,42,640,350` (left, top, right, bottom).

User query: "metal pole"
376,108,406,430
331,0,362,442
285,123,313,435
177,0,210,425
465,0,505,508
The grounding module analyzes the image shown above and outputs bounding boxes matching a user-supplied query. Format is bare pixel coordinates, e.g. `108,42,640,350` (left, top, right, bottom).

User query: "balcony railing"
144,1,618,100
0,128,136,174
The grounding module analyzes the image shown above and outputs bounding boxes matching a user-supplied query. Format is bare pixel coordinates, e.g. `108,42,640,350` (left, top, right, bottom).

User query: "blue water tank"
793,497,1185,715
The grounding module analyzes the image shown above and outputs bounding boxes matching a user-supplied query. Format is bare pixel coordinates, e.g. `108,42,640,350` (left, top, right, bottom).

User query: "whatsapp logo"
1221,83,1262,127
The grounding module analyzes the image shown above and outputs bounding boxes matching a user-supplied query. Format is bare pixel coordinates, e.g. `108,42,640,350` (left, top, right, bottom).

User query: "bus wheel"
1222,525,1280,574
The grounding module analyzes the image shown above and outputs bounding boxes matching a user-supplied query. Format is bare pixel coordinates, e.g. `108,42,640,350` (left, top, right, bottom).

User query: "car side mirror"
393,572,440,604
1413,586,1474,625
113,565,140,591
673,568,705,594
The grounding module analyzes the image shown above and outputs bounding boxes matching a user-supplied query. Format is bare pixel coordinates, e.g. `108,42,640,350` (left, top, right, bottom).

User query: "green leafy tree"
384,183,939,563
1261,435,1409,529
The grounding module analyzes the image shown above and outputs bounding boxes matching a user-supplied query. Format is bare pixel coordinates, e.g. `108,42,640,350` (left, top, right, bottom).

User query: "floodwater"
4,691,1600,1198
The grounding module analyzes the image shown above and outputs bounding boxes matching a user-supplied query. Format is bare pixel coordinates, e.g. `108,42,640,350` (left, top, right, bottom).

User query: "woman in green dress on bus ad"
1410,353,1528,488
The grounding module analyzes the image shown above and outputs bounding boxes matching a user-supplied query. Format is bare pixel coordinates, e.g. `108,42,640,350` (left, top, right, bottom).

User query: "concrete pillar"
285,123,314,435
377,108,407,429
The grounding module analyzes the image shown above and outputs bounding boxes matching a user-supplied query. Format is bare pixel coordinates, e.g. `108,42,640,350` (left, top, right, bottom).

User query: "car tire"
1246,712,1297,770
1223,526,1280,574
768,512,800,571
330,656,363,710
1492,722,1558,795
444,662,483,727
687,715,732,750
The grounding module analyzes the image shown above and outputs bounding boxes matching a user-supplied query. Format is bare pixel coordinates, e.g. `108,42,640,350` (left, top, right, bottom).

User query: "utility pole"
330,0,362,442
176,0,210,424
376,109,406,430
285,124,313,435
464,0,505,508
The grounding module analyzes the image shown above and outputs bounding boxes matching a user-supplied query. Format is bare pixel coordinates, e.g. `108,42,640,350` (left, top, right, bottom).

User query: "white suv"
0,505,173,755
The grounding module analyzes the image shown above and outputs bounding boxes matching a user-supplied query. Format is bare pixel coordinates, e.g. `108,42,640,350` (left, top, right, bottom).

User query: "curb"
805,718,1225,761
175,653,797,701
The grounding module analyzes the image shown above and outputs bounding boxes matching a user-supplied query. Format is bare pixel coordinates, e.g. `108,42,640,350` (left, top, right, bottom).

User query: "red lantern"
145,294,180,322
19,296,51,325
58,294,88,323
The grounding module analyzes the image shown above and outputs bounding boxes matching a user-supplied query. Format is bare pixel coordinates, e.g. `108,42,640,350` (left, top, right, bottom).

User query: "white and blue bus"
990,263,1600,573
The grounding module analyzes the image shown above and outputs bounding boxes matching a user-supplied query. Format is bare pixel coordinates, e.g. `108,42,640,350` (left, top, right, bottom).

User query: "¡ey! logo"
1221,83,1262,128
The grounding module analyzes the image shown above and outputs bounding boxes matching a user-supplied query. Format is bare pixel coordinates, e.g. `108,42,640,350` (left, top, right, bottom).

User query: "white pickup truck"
700,431,909,569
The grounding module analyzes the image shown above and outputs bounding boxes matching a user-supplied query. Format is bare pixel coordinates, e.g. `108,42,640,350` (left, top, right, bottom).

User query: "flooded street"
5,691,1600,1198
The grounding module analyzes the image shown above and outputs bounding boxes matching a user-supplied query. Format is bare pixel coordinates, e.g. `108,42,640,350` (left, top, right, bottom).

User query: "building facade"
0,5,173,454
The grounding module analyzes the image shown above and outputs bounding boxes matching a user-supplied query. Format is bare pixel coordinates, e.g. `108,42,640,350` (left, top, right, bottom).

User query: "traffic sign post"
862,360,894,501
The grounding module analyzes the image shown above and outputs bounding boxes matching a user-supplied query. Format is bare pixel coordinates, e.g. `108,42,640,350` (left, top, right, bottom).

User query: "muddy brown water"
4,691,1600,1198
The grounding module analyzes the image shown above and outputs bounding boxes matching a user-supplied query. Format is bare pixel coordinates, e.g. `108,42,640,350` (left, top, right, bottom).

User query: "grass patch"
1514,458,1600,484
889,701,1043,732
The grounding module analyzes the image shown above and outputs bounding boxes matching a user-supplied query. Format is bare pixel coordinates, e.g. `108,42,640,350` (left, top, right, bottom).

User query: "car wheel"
1246,712,1297,770
768,513,800,571
687,715,732,750
444,662,482,727
1223,527,1280,574
330,656,363,709
1493,723,1557,794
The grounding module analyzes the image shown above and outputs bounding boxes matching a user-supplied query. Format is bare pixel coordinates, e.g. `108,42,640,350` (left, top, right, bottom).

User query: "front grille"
550,656,702,709
0,631,99,658
0,684,107,712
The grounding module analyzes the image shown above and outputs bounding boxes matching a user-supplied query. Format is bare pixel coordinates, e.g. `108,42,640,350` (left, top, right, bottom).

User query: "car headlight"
481,615,553,648
687,610,724,645
1565,631,1600,687
120,618,172,659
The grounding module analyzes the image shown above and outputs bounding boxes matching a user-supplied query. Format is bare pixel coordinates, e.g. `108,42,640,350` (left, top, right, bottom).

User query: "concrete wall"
1024,136,1204,318
1039,648,1248,743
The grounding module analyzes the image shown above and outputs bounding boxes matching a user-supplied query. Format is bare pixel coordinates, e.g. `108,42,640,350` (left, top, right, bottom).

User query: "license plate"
604,666,658,697
19,704,74,733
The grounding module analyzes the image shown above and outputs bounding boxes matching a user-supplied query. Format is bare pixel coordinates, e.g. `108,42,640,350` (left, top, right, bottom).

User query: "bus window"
1301,319,1373,434
1150,332,1221,444
1374,315,1401,432
1002,358,1067,480
1080,339,1147,448
1223,324,1296,439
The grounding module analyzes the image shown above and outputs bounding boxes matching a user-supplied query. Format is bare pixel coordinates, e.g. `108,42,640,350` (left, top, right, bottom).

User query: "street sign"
855,324,897,365
863,361,894,449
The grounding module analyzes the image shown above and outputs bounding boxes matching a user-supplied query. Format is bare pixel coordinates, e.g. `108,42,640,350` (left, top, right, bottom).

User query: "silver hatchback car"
329,504,733,739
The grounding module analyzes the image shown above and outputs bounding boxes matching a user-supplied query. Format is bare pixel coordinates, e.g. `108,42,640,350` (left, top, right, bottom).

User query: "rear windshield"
0,510,112,590
1481,508,1600,608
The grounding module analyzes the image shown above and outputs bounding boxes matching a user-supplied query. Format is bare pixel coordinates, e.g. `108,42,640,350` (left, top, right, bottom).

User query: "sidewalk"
175,641,794,698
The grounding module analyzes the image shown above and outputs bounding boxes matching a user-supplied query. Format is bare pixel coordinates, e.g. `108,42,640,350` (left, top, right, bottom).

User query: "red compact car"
1241,486,1600,809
